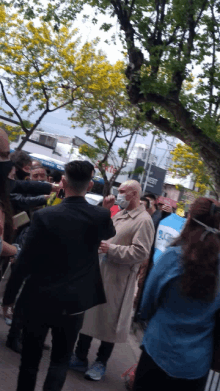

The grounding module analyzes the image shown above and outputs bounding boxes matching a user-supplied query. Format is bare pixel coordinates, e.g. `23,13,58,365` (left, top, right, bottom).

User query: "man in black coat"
2,160,116,391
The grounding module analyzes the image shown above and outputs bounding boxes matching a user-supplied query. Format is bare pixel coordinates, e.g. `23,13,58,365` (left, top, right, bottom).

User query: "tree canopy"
0,6,119,149
73,60,149,195
4,0,220,192
72,0,220,191
4,0,83,29
170,143,218,198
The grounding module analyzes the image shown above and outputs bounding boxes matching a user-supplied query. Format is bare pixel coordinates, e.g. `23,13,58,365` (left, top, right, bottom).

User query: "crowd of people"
1,126,220,391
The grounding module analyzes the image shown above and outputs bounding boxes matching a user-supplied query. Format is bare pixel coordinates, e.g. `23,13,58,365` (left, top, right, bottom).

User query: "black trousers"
7,292,24,341
16,311,84,391
133,349,209,391
75,333,114,365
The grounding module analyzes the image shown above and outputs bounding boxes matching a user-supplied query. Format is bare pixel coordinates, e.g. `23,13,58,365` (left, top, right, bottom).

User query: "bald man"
70,180,155,381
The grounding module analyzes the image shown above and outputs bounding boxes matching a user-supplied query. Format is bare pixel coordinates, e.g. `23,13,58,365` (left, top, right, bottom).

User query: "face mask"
16,167,30,180
0,160,13,182
117,194,130,209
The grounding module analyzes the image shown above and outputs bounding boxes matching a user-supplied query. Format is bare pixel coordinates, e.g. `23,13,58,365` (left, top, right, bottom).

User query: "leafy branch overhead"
4,0,220,193
170,143,217,197
0,6,121,150
67,0,220,192
71,59,150,195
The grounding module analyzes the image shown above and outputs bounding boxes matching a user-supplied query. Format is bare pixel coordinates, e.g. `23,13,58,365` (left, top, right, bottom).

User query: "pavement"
1,307,219,391
0,307,142,391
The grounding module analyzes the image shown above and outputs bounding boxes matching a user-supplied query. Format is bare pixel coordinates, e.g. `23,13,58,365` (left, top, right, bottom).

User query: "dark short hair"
144,193,158,209
65,160,94,193
144,193,157,201
140,196,150,209
10,150,32,169
50,170,62,183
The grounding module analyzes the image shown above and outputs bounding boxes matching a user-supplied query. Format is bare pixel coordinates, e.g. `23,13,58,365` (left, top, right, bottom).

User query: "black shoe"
6,337,22,354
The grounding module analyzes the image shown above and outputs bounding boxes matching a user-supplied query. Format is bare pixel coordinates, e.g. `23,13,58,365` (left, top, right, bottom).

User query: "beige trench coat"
81,204,155,343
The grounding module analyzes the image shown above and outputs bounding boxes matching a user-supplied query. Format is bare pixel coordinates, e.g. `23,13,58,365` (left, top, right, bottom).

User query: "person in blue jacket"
133,197,220,391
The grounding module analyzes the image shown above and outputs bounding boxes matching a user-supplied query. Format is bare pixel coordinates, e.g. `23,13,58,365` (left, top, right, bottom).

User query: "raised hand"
103,195,115,210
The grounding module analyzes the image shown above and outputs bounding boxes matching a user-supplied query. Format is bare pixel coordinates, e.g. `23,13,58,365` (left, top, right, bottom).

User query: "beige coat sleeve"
108,219,154,266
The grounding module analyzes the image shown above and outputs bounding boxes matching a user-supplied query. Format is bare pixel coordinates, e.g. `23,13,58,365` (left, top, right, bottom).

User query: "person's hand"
103,195,115,210
44,195,50,201
162,205,172,214
2,304,14,319
99,241,110,254
51,183,60,192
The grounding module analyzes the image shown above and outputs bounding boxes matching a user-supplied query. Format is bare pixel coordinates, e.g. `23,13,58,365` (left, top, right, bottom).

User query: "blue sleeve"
140,247,181,321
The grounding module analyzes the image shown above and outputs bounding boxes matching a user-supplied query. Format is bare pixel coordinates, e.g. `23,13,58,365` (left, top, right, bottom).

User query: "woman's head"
188,197,220,229
178,197,220,301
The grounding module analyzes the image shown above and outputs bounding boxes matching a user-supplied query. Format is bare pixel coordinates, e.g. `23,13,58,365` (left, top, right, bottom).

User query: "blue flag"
153,214,186,264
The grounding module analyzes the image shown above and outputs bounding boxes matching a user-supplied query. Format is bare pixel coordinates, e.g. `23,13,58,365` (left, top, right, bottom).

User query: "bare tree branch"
209,3,216,116
32,61,50,111
195,0,208,27
97,108,110,144
0,115,20,126
128,0,136,19
0,81,28,134
165,25,180,46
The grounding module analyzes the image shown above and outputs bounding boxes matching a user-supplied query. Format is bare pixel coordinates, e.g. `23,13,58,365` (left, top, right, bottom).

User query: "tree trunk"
16,134,30,150
109,4,220,191
103,180,111,197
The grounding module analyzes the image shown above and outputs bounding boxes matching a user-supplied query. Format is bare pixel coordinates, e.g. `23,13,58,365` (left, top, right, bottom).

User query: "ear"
133,189,138,198
23,164,31,173
87,180,94,192
62,175,68,190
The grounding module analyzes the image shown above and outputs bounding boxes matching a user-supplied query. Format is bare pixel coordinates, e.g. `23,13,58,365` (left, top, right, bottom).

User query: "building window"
39,135,57,148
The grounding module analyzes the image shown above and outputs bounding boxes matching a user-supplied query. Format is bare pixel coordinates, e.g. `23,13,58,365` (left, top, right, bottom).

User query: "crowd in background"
1,126,220,391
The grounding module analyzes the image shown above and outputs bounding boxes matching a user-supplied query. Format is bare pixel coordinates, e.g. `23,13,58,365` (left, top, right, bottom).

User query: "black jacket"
10,193,47,212
3,196,116,315
9,179,52,196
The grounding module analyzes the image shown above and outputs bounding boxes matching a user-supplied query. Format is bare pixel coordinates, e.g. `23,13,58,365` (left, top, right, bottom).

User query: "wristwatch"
11,243,21,260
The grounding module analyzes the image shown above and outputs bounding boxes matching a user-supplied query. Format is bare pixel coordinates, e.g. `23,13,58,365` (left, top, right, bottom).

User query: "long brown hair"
174,197,220,301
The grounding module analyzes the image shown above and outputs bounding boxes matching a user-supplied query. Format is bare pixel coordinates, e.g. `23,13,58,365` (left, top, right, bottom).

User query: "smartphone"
58,189,65,199
13,211,30,229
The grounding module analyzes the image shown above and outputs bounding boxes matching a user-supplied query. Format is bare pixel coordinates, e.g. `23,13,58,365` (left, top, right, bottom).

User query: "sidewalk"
0,308,142,391
1,309,220,391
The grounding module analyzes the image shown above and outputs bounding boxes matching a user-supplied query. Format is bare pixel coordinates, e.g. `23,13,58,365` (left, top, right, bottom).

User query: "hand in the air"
103,195,115,210
2,304,14,319
162,205,172,214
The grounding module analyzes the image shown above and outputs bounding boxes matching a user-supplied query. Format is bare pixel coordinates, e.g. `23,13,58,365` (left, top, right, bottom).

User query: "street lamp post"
140,134,156,192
